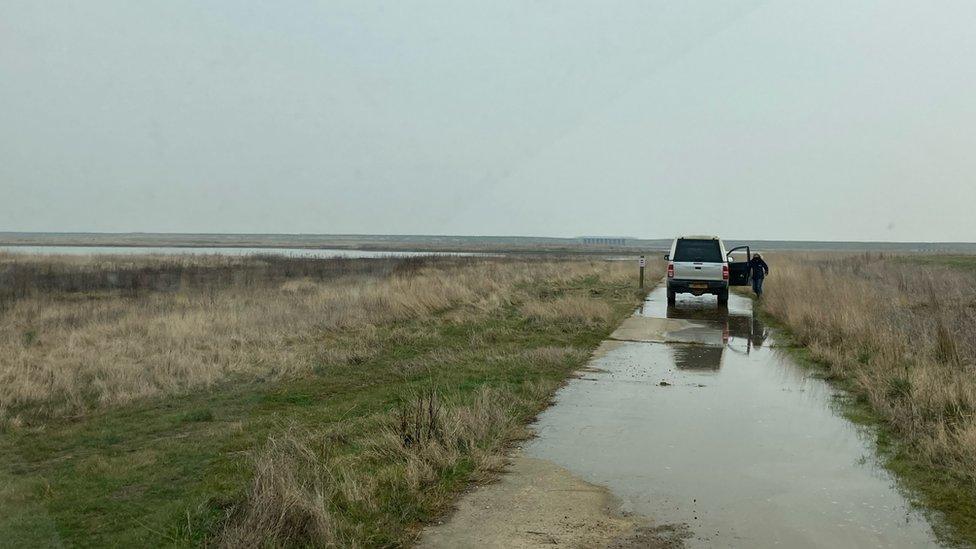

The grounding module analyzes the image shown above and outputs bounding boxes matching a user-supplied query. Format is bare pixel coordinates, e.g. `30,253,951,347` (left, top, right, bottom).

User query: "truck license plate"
690,283,708,289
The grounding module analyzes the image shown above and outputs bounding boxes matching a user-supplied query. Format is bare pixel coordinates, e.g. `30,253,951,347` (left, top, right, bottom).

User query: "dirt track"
419,453,689,548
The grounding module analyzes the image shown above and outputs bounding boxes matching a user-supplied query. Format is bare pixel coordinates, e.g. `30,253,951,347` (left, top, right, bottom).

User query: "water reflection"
727,315,769,354
665,294,767,370
672,345,725,371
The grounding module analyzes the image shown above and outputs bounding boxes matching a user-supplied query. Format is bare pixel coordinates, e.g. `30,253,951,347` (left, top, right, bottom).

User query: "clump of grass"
220,385,549,547
934,318,961,366
180,409,214,423
519,345,588,365
521,295,615,326
219,427,340,548
395,390,444,449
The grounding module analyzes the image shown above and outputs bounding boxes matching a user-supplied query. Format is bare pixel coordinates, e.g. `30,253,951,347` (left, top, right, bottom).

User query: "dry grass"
0,254,636,426
219,383,555,548
0,252,654,546
760,253,976,482
219,428,340,547
521,295,615,326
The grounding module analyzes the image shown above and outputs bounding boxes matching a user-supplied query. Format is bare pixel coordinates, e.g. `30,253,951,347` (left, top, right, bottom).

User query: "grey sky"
2,1,975,241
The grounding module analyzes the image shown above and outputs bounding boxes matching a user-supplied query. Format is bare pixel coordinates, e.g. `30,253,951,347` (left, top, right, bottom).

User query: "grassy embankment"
756,253,976,544
0,252,652,547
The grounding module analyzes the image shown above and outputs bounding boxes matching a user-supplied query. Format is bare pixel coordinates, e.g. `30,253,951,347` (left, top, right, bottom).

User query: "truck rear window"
673,239,722,262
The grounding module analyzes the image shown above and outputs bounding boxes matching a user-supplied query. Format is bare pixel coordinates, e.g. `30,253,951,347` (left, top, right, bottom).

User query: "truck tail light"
723,264,730,280
667,263,674,278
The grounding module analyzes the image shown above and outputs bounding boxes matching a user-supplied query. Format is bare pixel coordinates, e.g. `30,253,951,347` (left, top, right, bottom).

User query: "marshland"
7,2,976,545
0,251,648,546
3,250,976,545
757,253,976,541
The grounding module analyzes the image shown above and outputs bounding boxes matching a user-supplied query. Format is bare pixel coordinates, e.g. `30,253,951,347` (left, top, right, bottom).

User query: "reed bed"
761,254,976,483
0,251,651,547
0,253,636,426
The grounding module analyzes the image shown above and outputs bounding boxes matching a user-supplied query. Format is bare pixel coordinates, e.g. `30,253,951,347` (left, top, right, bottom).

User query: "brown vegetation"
521,295,615,326
760,254,976,483
219,384,554,547
0,253,638,426
0,251,655,546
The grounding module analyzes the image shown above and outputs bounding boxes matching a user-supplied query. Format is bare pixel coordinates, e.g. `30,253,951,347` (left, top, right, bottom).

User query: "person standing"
749,252,770,296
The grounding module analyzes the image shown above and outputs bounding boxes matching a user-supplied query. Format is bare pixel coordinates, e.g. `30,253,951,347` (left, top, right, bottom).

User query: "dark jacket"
749,256,769,279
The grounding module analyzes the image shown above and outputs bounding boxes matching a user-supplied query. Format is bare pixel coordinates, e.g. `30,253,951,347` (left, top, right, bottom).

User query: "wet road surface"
524,286,941,548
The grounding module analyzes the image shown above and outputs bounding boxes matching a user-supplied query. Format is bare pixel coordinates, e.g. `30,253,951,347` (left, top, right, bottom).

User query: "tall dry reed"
0,255,638,425
761,254,976,481
219,383,555,547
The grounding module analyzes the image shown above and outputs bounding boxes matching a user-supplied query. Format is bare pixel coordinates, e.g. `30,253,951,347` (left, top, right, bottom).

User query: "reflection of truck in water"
666,298,768,370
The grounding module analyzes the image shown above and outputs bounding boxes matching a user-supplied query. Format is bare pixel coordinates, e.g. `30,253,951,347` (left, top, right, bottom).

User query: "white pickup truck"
664,235,752,306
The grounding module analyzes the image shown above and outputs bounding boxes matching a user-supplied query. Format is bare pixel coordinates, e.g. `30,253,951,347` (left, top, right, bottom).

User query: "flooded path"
523,286,941,548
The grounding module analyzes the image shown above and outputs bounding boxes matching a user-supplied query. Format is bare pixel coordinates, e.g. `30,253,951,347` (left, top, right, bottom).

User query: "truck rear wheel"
717,289,729,307
667,288,676,305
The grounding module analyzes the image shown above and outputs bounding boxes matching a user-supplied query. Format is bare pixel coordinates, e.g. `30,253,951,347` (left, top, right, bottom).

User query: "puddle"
524,287,941,548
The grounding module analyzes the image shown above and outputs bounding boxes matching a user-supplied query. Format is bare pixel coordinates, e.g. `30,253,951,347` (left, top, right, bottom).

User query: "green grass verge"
747,296,976,548
0,274,646,547
892,254,976,272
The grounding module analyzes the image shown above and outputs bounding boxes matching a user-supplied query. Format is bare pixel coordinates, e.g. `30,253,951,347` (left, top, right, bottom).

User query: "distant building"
579,237,629,246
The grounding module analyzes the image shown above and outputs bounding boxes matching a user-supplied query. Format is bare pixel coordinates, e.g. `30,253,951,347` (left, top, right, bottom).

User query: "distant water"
0,246,482,258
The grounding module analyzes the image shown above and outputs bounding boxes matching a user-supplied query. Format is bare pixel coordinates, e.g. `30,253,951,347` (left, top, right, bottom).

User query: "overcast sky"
2,1,975,241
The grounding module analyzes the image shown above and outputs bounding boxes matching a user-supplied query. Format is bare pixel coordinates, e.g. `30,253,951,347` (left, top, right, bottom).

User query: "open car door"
726,246,751,286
